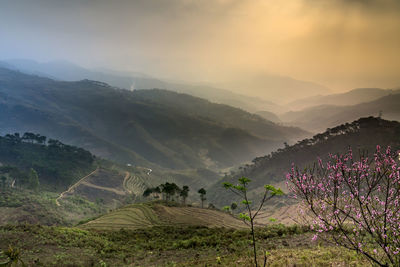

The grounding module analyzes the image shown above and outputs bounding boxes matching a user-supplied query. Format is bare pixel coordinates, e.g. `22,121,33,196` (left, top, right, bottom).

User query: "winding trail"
79,181,126,195
55,167,99,206
122,171,132,194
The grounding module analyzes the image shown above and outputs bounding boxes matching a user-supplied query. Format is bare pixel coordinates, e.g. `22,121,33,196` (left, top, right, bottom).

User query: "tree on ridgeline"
143,188,153,198
153,186,161,199
287,146,400,267
198,188,206,208
145,183,181,202
230,202,237,213
22,132,36,143
35,134,46,145
180,185,189,204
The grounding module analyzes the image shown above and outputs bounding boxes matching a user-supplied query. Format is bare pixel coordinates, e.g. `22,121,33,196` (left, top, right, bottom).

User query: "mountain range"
286,87,400,111
281,93,400,132
0,66,308,170
0,59,283,113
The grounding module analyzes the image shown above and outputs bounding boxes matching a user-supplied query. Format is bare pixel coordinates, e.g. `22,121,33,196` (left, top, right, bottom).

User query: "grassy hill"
82,202,246,230
0,67,307,170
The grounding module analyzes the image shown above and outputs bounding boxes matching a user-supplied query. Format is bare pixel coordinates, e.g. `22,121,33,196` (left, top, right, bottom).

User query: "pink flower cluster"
287,146,400,266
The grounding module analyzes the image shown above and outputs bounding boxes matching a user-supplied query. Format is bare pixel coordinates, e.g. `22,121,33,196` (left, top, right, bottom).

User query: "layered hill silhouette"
1,59,280,113
209,117,400,207
281,93,400,132
0,67,307,170
286,87,400,111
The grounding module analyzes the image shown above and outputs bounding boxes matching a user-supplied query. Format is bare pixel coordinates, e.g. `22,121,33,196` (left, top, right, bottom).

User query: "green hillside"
0,132,95,191
0,67,307,170
209,117,400,207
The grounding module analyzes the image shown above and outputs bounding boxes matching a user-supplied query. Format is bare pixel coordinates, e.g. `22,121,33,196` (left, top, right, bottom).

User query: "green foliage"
0,188,105,225
222,182,232,189
0,133,95,191
222,206,230,213
0,223,371,266
239,213,251,221
238,177,251,185
264,185,284,196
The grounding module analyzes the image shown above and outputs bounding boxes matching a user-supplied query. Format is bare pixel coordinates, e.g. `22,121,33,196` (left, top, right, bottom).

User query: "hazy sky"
1,0,400,93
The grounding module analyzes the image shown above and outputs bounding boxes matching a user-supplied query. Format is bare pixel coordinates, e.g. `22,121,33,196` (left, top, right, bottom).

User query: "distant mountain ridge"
1,59,282,113
281,92,400,132
0,67,307,170
286,87,400,111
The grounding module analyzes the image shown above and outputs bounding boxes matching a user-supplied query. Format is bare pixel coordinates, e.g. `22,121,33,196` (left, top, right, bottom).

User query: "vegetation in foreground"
0,188,105,226
0,224,369,266
288,145,400,266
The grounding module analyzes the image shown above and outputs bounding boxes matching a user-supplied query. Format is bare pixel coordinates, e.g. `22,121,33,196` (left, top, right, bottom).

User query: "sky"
1,0,400,94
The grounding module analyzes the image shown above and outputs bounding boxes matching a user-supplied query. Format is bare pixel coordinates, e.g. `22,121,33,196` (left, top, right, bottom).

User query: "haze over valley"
1,1,400,266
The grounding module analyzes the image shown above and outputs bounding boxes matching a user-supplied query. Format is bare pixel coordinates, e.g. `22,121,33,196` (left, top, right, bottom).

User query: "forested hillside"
0,132,95,190
0,67,307,169
208,117,400,206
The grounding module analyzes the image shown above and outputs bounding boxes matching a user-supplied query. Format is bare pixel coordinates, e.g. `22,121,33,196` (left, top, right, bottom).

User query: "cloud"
0,0,399,92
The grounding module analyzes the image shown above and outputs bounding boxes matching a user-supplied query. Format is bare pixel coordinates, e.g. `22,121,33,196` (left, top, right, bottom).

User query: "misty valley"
1,1,400,266
0,61,399,266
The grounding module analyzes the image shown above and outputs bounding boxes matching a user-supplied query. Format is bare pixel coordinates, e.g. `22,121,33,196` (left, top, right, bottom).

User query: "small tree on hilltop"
230,202,238,213
143,188,153,198
223,177,283,267
159,182,181,202
180,185,189,204
287,146,400,266
198,188,206,208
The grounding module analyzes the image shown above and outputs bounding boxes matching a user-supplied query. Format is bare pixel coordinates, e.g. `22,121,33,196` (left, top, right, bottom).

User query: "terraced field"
82,203,246,230
123,173,148,196
58,167,151,208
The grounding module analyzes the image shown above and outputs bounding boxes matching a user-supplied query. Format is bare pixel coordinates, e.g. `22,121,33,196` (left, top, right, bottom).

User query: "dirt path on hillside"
79,181,126,195
55,167,99,206
122,171,132,194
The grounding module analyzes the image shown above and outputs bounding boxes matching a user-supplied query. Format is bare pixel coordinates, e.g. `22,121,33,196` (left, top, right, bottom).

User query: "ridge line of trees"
143,183,208,207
